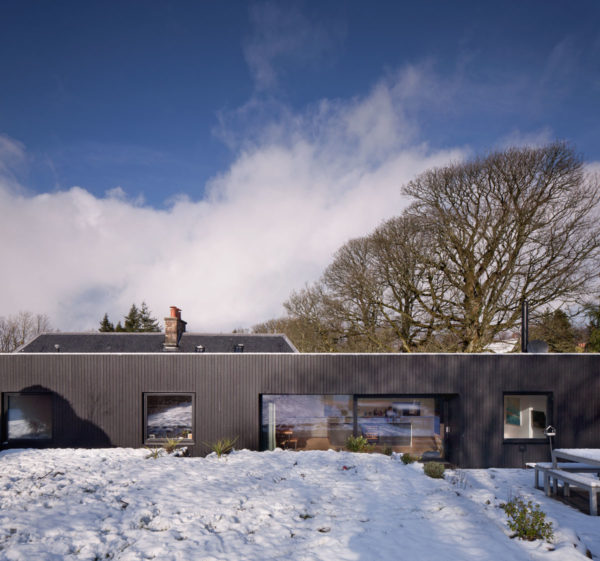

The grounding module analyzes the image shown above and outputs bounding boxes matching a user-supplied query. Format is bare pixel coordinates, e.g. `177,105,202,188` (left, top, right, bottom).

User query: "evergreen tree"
99,313,115,332
99,303,161,333
123,304,141,332
530,310,576,353
585,304,600,352
138,302,160,332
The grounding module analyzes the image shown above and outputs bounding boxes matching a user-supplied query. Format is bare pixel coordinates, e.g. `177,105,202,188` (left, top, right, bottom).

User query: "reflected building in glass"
262,394,444,457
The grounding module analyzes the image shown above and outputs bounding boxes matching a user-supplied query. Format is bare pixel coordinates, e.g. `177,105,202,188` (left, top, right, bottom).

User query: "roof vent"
234,343,244,353
54,344,60,352
195,345,205,353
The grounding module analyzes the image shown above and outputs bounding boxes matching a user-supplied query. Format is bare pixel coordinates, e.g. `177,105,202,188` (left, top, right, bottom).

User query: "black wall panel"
1,353,599,467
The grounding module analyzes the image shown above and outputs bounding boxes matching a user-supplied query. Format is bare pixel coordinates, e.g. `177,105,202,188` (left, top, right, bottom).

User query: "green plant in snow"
423,461,445,478
401,453,419,464
145,447,162,460
345,435,373,453
163,437,183,454
502,497,553,542
204,436,238,458
383,446,393,456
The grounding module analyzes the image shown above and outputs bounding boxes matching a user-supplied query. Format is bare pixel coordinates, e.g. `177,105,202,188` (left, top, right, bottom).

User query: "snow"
554,449,600,463
0,448,598,561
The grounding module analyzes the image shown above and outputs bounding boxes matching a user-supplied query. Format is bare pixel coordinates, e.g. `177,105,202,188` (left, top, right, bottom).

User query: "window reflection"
261,395,444,457
145,394,193,441
7,394,52,440
356,397,442,455
262,395,353,451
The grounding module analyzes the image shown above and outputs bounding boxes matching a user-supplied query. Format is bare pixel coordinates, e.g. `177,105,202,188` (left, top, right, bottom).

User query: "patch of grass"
423,461,445,479
502,497,553,542
204,436,238,458
345,435,374,453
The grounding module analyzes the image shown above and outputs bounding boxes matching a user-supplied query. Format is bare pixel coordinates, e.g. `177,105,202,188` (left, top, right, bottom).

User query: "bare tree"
283,284,343,352
369,214,439,351
403,142,600,351
264,143,600,353
0,311,53,352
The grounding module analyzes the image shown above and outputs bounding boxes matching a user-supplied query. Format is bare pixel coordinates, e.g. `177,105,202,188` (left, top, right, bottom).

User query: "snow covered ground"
0,448,598,561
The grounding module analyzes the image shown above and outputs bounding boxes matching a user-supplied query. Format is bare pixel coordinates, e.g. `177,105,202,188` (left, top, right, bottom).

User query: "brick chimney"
163,306,187,351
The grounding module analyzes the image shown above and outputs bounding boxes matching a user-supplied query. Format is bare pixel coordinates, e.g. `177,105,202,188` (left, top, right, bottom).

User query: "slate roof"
17,332,298,353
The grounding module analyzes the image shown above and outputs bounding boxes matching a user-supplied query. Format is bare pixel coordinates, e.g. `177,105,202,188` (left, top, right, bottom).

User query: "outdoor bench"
543,468,600,516
526,462,600,490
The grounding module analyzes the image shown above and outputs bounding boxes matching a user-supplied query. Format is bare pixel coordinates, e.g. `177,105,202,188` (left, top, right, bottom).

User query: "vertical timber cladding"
0,353,600,467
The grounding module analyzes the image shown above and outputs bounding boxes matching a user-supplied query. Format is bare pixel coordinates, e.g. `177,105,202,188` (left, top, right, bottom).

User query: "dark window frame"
143,392,195,446
502,391,553,443
2,392,54,444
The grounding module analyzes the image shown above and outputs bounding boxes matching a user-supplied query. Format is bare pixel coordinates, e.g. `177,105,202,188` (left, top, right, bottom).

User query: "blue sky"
0,1,599,330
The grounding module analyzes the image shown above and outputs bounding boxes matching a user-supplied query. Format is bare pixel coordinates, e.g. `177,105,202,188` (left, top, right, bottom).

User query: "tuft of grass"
163,437,183,454
145,447,162,460
345,435,374,453
423,461,445,479
204,436,238,458
502,497,553,542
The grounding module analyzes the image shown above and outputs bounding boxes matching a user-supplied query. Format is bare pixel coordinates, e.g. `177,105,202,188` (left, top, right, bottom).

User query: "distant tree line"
0,311,53,353
99,302,160,332
254,143,600,352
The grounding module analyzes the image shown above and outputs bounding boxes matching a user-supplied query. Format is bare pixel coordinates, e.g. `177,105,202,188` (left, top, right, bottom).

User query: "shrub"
502,497,553,542
204,436,238,458
345,435,373,453
401,453,419,464
423,461,445,479
383,446,393,456
163,437,183,454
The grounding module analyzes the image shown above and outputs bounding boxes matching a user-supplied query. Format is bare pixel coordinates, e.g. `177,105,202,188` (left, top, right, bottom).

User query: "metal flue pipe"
521,300,529,353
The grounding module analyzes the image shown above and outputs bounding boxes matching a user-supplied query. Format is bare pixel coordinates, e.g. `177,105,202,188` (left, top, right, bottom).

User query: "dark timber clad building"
1,309,599,468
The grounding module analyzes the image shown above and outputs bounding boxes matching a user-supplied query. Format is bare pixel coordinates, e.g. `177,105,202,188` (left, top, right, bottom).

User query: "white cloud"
243,1,345,92
0,71,465,332
497,127,555,150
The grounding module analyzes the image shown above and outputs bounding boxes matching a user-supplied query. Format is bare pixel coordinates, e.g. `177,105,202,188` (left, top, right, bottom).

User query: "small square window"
503,394,550,440
144,393,194,444
4,393,53,441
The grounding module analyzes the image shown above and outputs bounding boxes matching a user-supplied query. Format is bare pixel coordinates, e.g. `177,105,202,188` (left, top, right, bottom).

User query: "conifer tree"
585,304,600,352
99,303,161,333
99,313,115,332
123,304,141,332
138,302,160,332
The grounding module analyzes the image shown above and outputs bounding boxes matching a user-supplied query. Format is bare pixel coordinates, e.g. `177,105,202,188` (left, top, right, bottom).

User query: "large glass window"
144,393,194,443
4,393,52,441
356,397,442,455
261,395,444,456
262,395,353,451
503,394,549,439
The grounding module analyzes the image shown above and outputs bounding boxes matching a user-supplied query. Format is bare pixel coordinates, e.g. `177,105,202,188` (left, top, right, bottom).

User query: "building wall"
0,353,598,467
